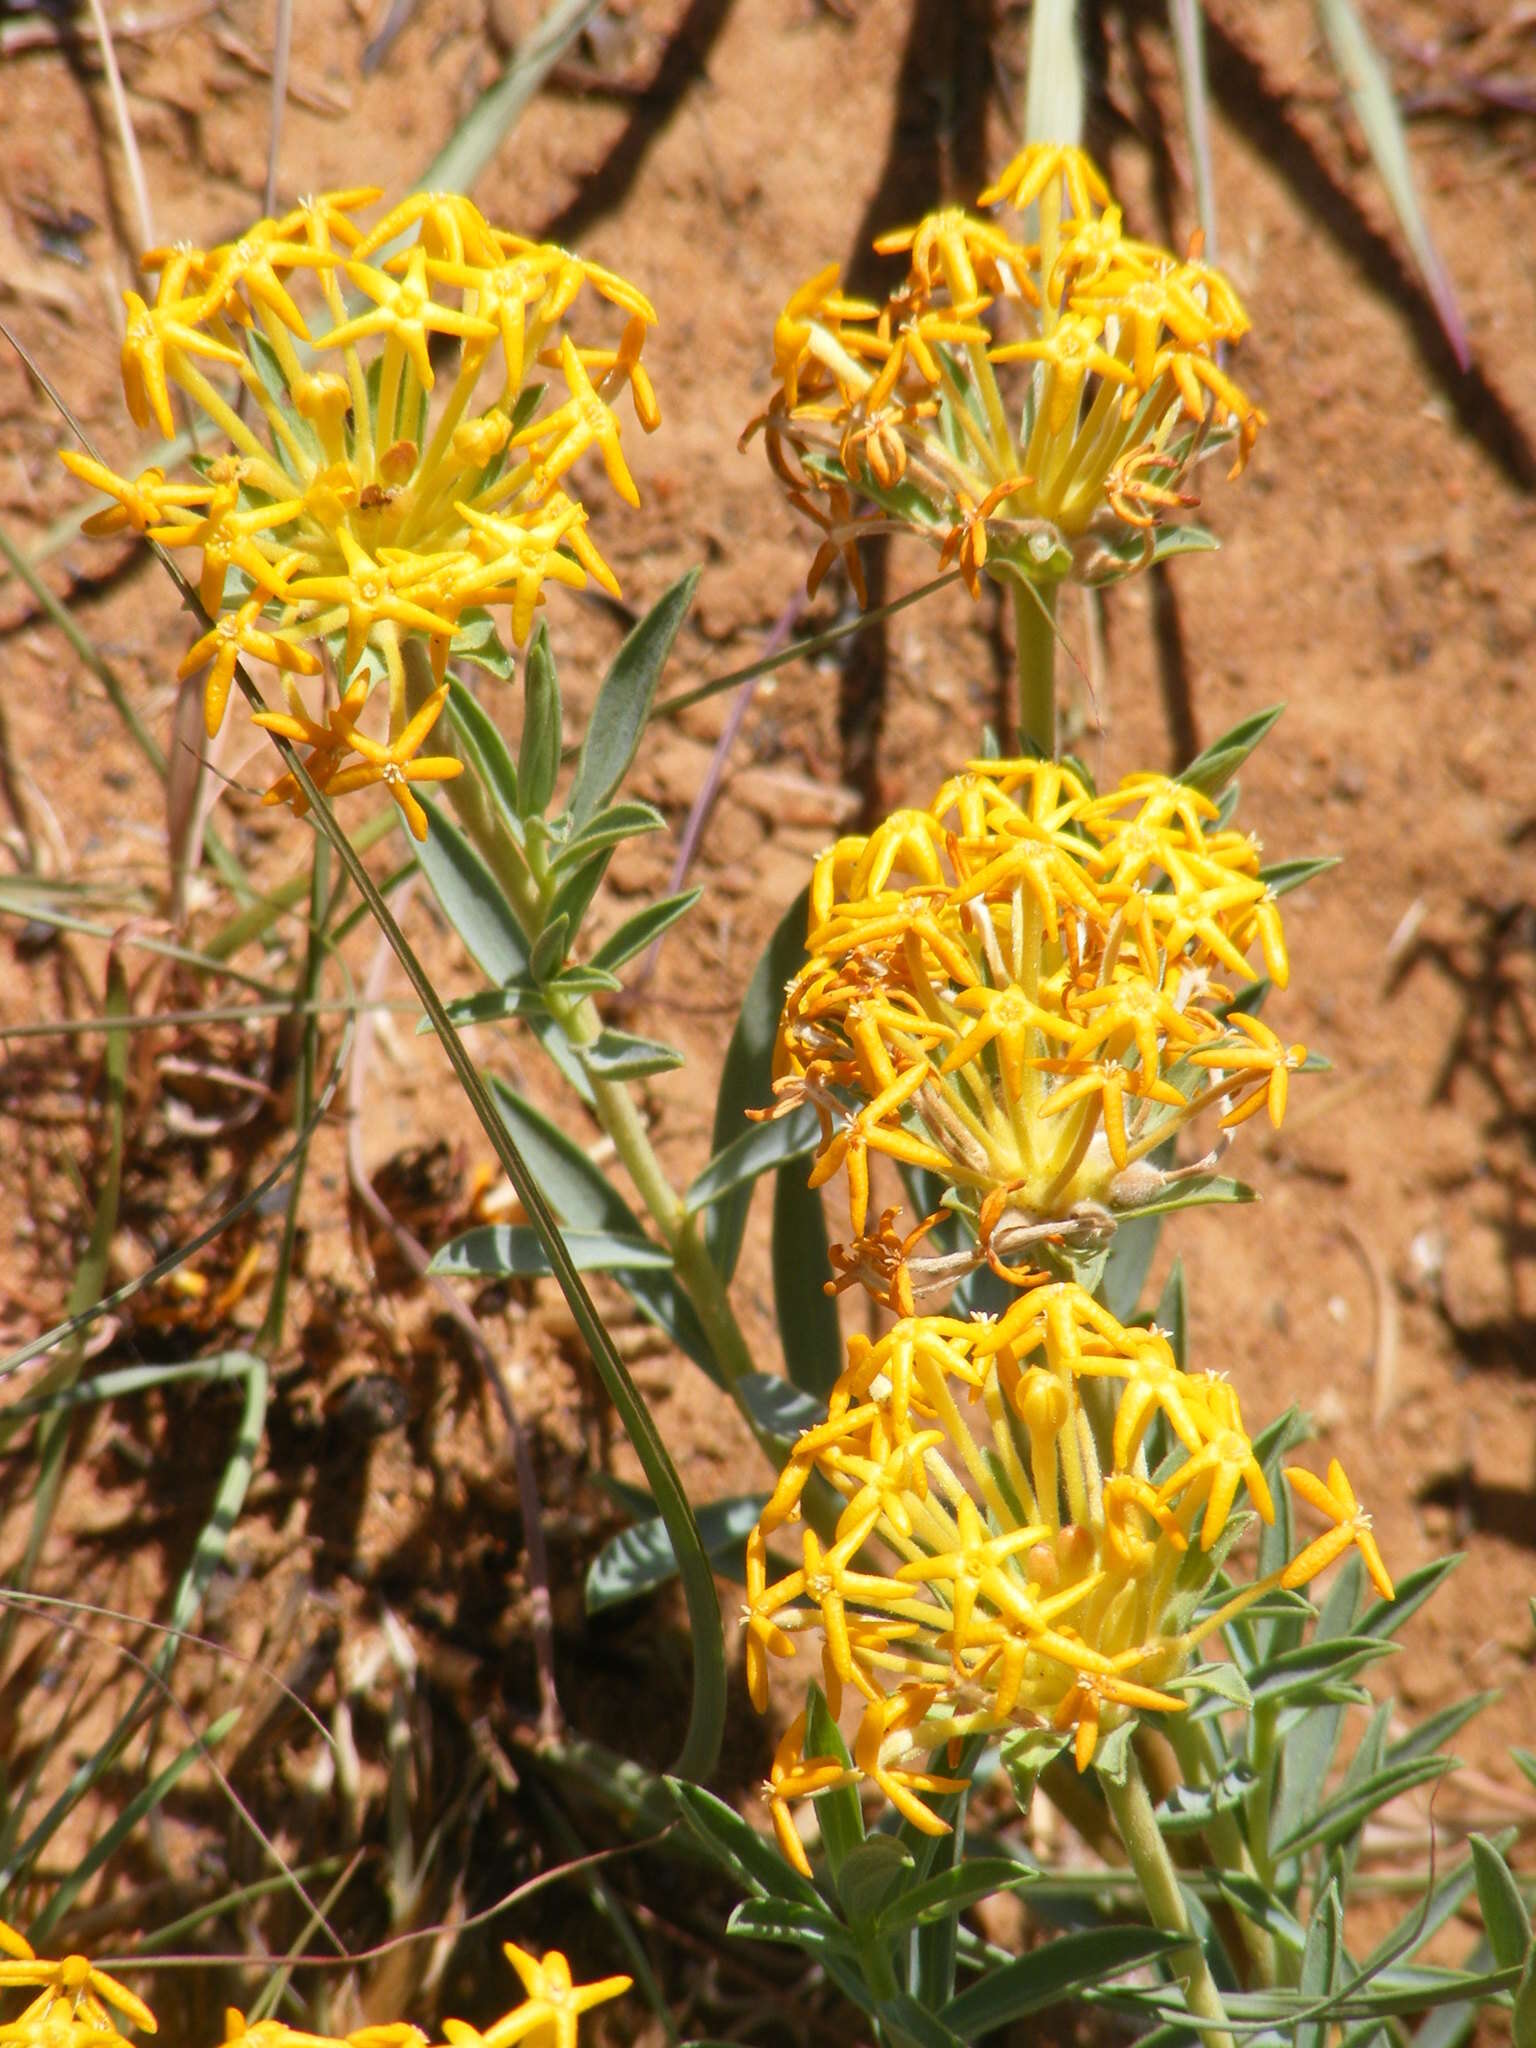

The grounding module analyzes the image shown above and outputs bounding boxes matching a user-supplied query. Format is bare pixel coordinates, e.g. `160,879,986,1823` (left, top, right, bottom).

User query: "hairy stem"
1101,1754,1236,2048
1012,575,1057,758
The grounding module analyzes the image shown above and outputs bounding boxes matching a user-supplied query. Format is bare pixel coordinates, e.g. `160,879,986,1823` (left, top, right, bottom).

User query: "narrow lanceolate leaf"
548,799,666,871
835,1835,914,1925
1313,0,1470,370
735,1372,827,1447
589,889,701,974
1297,1879,1343,2048
1262,854,1341,897
584,1492,768,1613
448,675,520,825
708,884,810,1280
568,569,699,828
942,1929,1185,2035
805,1684,862,1881
725,1898,855,1957
772,1167,843,1400
665,1780,823,1908
873,1858,1036,1939
518,619,562,818
430,1225,674,1277
578,1028,685,1079
1179,704,1285,796
413,805,528,982
448,608,517,682
1469,1834,1532,1972
1271,1755,1455,1861
685,1103,820,1215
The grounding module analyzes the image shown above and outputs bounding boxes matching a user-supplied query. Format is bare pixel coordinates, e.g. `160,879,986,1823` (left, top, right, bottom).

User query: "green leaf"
545,847,613,951
1211,1872,1308,1955
1150,522,1219,561
942,1927,1185,2034
1512,1944,1536,2048
1262,854,1340,898
1162,1660,1253,1710
1298,1879,1343,2048
685,1105,820,1216
667,1780,823,1907
549,799,666,871
772,1164,843,1402
708,884,810,1281
1313,0,1470,369
490,1079,719,1379
518,620,562,818
579,1029,685,1080
1179,704,1285,797
529,911,571,983
805,1683,862,1881
1092,1722,1135,1785
449,607,517,682
1245,1634,1396,1708
568,569,698,828
736,1373,826,1446
430,1224,673,1278
1099,1203,1164,1321
1000,1726,1072,1808
1271,1755,1454,1860
873,1996,967,2048
1271,1554,1366,1849
430,966,622,1030
585,1492,768,1613
1386,1690,1498,1769
835,1835,915,1925
436,677,522,824
413,803,529,986
875,1858,1035,1939
1470,1834,1532,1972
1358,1552,1462,1640
1152,1256,1187,1368
589,889,701,973
725,1897,855,1957
1157,1766,1259,1839
1109,1176,1256,1222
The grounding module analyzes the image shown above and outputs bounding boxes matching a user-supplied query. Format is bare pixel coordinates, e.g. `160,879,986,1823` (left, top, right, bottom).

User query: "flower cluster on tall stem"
746,141,1263,617
62,189,658,839
761,756,1303,1293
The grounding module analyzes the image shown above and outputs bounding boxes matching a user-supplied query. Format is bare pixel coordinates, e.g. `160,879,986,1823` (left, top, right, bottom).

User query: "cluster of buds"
62,188,658,838
0,1920,628,2048
761,757,1304,1299
746,1283,1393,1870
746,141,1262,603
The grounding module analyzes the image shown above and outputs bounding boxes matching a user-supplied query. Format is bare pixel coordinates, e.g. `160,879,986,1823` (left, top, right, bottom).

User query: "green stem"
400,642,761,1412
1101,1754,1237,2048
1011,575,1057,758
1165,1718,1278,1989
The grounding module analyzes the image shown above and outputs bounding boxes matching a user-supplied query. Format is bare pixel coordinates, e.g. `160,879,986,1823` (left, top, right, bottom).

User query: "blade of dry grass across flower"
250,702,727,1785
1170,0,1219,259
1024,0,1085,146
1313,0,1471,370
346,898,563,1742
263,0,292,218
654,571,962,721
414,0,606,200
84,0,156,261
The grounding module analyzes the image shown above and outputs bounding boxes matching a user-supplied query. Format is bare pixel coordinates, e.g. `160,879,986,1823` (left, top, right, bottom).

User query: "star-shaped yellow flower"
1283,1459,1394,1601
317,683,465,841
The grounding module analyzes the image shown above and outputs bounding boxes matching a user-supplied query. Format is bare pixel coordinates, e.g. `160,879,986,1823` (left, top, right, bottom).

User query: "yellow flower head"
763,758,1302,1271
745,1290,1393,1857
747,144,1262,606
0,1923,155,2048
61,190,658,833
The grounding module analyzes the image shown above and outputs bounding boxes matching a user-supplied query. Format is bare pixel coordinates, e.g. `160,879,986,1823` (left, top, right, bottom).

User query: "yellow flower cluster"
61,189,658,840
745,1284,1393,1870
747,142,1263,603
763,757,1301,1292
0,1925,626,2048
